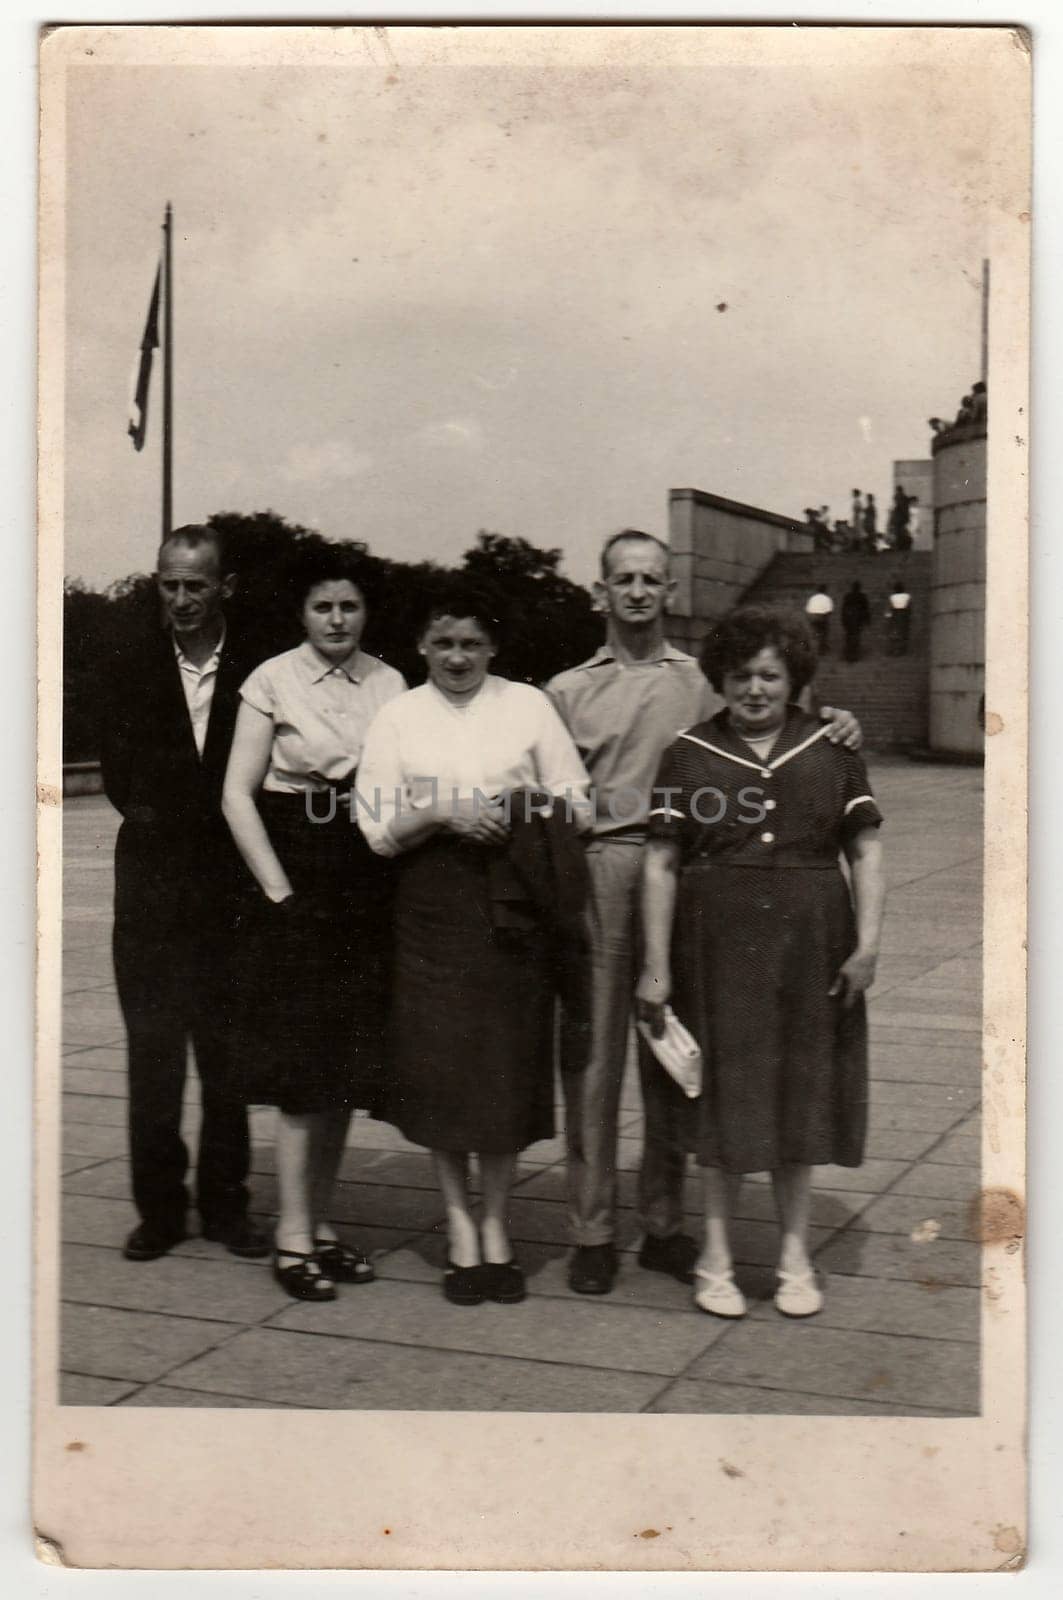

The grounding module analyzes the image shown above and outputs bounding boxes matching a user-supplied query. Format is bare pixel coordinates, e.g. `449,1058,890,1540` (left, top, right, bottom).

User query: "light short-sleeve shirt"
546,642,719,836
239,641,406,794
805,593,834,616
356,675,592,857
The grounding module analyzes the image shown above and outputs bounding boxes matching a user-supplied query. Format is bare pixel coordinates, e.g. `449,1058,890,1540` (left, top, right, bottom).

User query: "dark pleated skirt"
672,862,868,1173
228,792,393,1114
385,837,555,1154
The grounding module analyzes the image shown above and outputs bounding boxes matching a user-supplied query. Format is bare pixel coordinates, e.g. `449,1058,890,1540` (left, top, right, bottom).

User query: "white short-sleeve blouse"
356,676,592,856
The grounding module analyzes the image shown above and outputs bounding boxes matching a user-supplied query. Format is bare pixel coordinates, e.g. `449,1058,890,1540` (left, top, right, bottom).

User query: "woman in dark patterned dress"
637,605,885,1320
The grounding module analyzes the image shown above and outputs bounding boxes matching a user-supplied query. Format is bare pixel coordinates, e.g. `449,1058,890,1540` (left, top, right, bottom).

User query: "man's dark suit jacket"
101,625,257,939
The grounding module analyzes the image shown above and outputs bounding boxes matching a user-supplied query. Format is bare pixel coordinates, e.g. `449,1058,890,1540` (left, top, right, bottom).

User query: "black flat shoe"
201,1216,271,1259
123,1223,186,1262
568,1243,618,1295
443,1261,485,1306
480,1260,526,1304
314,1237,375,1284
272,1248,336,1302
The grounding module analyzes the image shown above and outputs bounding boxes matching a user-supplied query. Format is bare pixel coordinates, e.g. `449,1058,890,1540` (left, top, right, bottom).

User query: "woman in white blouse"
357,581,592,1307
222,547,406,1302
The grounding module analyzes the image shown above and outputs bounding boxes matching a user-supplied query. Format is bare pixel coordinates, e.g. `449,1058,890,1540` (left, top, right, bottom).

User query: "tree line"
63,511,603,762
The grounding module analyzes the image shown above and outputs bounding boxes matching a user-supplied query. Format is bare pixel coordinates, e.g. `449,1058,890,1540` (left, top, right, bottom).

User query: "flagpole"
162,202,174,538
980,257,989,386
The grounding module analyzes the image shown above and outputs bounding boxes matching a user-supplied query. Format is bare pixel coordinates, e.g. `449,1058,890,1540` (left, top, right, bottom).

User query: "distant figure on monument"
888,485,913,552
886,576,912,656
841,581,872,662
908,496,925,549
850,489,864,550
805,583,833,655
862,492,879,553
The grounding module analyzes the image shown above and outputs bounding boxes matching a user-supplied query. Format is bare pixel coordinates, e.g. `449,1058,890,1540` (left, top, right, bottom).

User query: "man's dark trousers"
103,628,255,1240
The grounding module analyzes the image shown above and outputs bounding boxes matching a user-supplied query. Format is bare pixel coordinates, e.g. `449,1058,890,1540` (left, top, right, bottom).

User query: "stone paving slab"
119,1384,304,1408
645,1380,955,1417
61,1302,237,1384
160,1327,669,1411
892,1163,984,1201
58,1372,141,1406
686,1323,979,1413
268,1277,731,1375
745,1273,980,1343
62,1242,297,1324
63,1091,128,1127
61,1120,129,1160
921,1133,982,1166
852,1194,977,1240
815,1230,983,1289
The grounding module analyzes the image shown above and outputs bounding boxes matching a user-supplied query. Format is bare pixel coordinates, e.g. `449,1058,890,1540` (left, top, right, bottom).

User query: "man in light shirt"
101,526,268,1263
548,532,861,1296
887,576,913,656
804,584,834,655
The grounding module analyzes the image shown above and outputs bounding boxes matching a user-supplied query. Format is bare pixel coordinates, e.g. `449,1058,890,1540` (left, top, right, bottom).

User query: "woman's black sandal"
273,1248,337,1302
443,1262,485,1306
314,1238,375,1285
480,1260,526,1304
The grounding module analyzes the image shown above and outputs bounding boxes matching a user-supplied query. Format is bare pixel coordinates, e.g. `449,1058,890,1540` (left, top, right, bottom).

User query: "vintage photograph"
36,22,1028,1572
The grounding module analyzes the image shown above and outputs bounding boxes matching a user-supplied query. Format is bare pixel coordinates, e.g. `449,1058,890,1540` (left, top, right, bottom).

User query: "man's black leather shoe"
568,1243,618,1295
637,1231,699,1284
122,1223,186,1262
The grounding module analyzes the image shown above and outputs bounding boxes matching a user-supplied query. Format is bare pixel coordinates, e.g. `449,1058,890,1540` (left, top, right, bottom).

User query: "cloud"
280,439,374,484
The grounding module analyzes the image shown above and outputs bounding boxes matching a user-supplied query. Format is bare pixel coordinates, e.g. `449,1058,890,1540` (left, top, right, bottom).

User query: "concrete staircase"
741,552,932,750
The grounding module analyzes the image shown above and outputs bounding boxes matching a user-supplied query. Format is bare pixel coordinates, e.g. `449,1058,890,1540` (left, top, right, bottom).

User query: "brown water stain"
968,1187,1025,1246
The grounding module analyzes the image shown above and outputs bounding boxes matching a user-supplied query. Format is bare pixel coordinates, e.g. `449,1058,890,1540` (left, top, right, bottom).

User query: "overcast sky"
63,33,993,590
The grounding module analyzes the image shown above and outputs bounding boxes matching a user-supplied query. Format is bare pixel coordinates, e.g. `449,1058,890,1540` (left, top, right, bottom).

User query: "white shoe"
693,1266,747,1318
774,1267,824,1317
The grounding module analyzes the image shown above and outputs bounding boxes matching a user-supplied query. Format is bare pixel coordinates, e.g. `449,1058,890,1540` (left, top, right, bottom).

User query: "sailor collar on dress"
296,638,370,685
678,707,832,779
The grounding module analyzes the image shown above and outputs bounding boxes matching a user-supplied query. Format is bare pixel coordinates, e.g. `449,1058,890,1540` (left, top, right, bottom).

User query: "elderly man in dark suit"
102,525,268,1262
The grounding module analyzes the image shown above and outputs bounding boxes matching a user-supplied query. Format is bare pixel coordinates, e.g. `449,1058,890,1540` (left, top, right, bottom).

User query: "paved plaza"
56,759,983,1414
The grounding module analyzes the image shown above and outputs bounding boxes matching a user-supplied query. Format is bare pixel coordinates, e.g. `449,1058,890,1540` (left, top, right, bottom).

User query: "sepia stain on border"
984,711,1004,736
719,1460,744,1479
991,1523,1023,1557
37,782,60,807
968,1187,1025,1247
65,1440,86,1452
637,1528,660,1540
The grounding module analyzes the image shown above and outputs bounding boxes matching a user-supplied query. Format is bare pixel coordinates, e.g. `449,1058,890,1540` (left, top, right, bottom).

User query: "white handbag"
636,1006,703,1099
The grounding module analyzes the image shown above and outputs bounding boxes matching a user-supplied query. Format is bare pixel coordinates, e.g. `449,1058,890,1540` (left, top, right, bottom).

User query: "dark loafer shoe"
637,1231,699,1284
122,1223,186,1262
480,1260,526,1304
201,1216,271,1259
443,1262,485,1306
568,1243,618,1295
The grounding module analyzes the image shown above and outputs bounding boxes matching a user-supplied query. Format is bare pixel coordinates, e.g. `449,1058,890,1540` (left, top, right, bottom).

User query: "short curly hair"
698,604,818,696
418,576,509,646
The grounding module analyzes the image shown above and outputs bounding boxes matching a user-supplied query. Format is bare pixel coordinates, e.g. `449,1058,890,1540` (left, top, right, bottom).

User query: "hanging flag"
127,263,161,451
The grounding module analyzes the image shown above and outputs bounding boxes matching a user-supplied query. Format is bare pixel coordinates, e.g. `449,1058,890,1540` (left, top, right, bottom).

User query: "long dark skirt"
385,838,555,1154
228,792,393,1114
672,862,868,1173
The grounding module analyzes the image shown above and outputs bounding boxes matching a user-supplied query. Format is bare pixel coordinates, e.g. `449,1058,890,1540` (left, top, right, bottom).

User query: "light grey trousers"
561,838,688,1248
